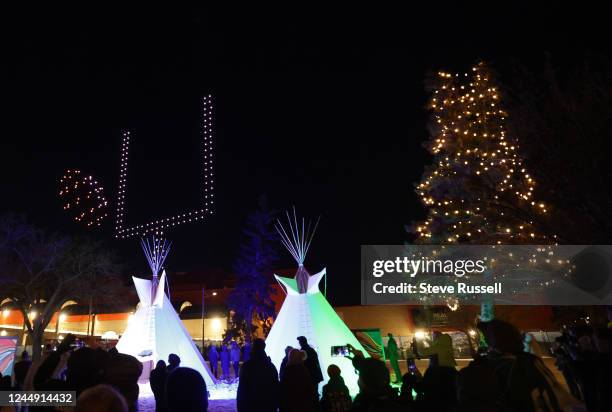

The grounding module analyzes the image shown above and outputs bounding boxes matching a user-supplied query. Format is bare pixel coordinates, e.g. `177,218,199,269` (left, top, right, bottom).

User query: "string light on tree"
114,95,215,239
59,169,108,228
412,62,551,245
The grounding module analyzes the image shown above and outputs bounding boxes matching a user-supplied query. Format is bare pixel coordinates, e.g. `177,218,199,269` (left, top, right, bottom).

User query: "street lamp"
201,288,219,347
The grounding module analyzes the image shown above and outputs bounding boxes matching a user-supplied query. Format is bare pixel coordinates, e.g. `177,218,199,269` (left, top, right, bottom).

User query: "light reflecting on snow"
138,380,238,412
209,381,239,400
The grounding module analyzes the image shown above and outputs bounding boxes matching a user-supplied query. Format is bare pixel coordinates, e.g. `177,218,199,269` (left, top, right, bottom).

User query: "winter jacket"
237,352,279,412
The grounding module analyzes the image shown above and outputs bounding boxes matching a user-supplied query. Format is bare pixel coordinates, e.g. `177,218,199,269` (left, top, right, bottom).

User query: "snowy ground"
138,381,238,412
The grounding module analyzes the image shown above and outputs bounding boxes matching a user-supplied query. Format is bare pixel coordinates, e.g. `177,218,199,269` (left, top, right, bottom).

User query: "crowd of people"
2,317,610,411
236,319,611,412
236,333,404,412
549,321,612,412
395,319,610,412
237,336,346,412
1,335,208,412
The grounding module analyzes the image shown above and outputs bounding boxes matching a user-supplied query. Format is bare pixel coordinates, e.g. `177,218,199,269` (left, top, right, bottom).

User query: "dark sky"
1,6,608,305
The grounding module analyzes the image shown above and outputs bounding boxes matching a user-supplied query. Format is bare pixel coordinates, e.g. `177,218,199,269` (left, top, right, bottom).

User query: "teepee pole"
275,207,320,268
141,235,172,277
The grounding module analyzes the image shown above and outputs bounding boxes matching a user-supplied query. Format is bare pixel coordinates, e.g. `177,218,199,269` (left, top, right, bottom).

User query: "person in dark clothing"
29,345,140,412
385,333,402,384
457,319,582,412
421,361,458,411
167,353,181,373
417,331,458,411
0,375,11,390
166,367,208,412
279,346,293,381
149,360,168,412
13,350,32,389
399,358,422,407
242,342,251,363
208,345,219,378
33,334,77,389
75,384,128,412
591,327,612,412
230,341,241,379
65,347,104,396
237,338,279,412
456,353,503,412
34,346,102,396
552,337,581,399
104,351,143,412
320,364,352,412
348,345,402,412
297,336,323,389
280,349,319,412
220,345,230,381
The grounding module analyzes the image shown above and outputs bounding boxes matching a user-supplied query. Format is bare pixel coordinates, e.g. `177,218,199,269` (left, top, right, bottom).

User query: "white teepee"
116,237,215,387
265,210,368,396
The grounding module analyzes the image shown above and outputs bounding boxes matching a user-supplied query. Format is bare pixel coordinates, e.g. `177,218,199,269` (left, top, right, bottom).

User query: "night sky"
1,6,608,305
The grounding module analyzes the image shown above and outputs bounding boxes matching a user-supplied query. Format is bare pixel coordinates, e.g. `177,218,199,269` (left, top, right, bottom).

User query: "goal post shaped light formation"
115,95,215,239
265,209,369,396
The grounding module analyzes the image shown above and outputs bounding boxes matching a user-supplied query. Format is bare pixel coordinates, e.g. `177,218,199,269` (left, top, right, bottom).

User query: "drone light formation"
59,169,108,228
115,95,215,239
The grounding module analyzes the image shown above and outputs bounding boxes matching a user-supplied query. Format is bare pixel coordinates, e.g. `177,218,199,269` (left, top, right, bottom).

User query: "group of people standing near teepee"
205,340,242,382
237,334,359,412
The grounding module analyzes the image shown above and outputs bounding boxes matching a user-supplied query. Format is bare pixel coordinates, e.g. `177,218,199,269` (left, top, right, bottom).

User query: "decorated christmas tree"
412,62,551,320
414,62,550,245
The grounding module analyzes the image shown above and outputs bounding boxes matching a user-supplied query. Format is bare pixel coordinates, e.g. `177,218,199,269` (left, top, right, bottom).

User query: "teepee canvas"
265,210,368,395
116,237,215,387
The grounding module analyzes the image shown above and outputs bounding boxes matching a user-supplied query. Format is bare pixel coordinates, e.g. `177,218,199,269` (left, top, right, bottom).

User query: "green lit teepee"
265,209,368,395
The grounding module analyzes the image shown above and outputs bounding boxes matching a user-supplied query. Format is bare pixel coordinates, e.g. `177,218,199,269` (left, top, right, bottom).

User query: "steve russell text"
372,282,502,294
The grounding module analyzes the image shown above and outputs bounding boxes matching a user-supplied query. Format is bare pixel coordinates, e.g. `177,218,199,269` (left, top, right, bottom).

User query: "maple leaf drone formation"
58,169,108,228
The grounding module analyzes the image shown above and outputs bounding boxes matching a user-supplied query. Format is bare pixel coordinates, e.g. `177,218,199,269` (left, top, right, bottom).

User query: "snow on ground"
138,381,238,412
